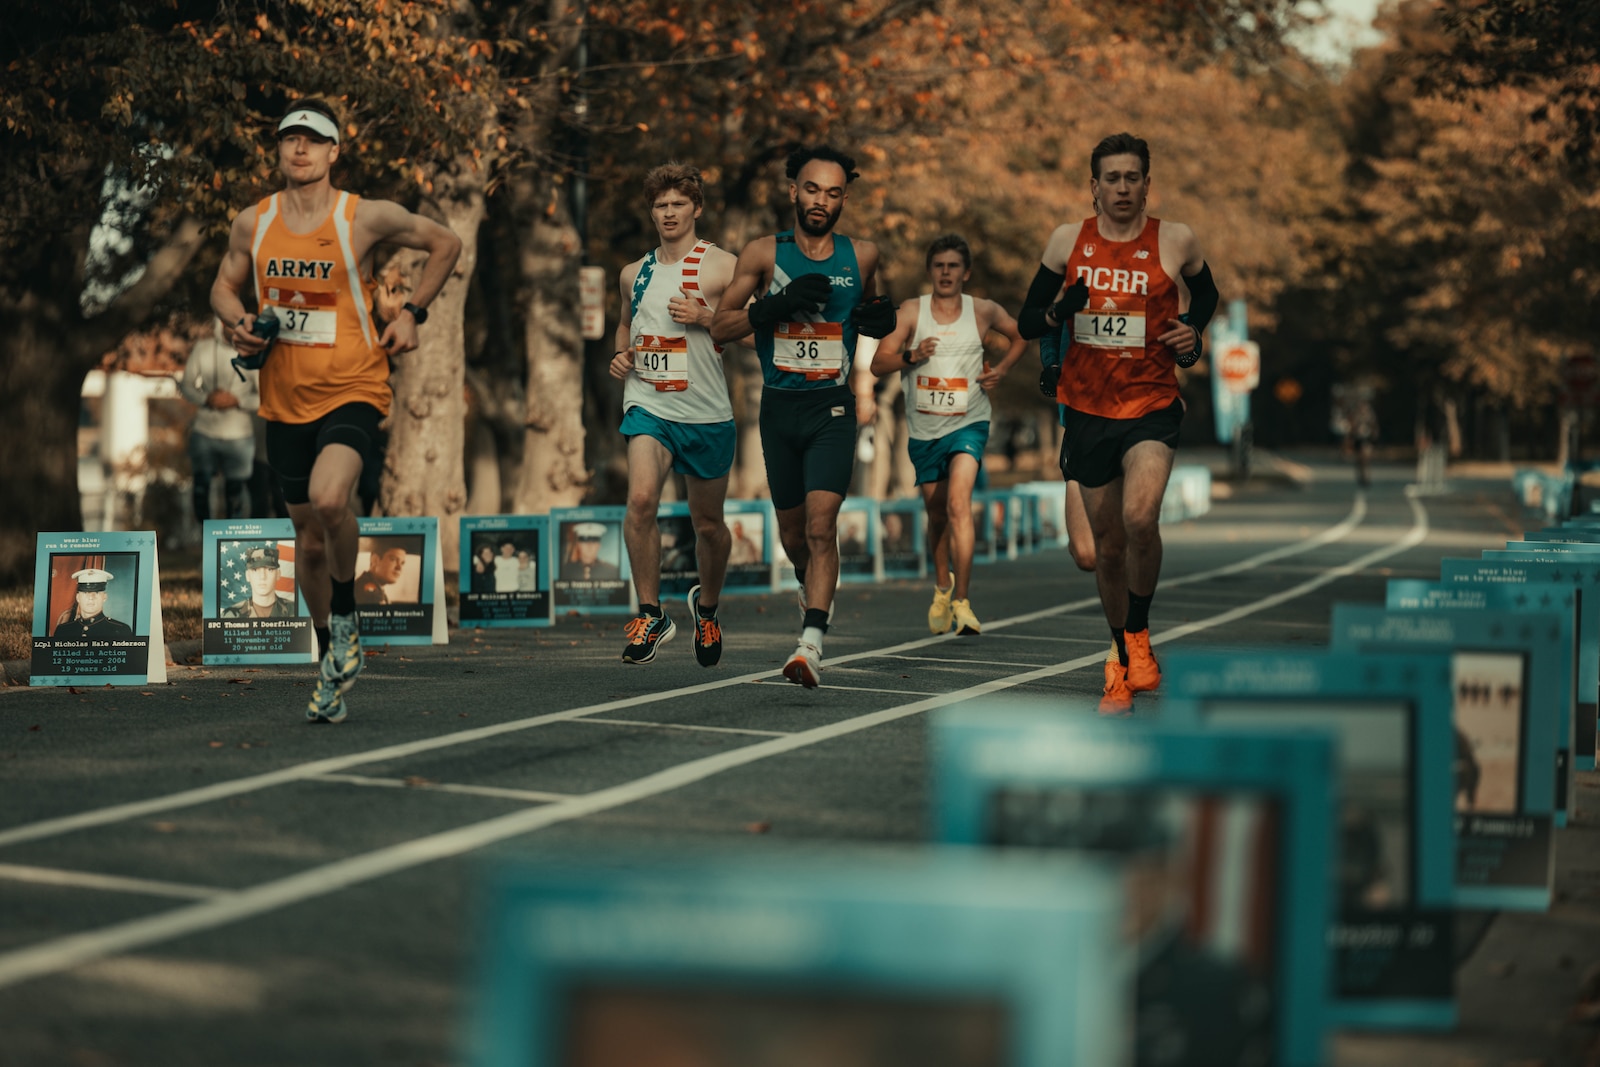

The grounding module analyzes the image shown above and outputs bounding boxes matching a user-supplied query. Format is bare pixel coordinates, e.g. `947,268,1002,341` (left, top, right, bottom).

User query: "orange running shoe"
1125,630,1161,692
1099,657,1134,716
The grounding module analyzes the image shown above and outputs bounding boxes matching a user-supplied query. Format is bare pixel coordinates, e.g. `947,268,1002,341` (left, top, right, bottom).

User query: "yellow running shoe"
950,597,981,636
928,584,954,634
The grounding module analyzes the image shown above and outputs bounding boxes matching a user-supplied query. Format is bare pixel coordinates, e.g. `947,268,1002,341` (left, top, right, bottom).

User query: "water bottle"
232,306,280,380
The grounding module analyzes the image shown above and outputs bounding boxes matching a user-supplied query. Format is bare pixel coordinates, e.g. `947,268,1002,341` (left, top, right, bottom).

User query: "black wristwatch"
402,301,429,325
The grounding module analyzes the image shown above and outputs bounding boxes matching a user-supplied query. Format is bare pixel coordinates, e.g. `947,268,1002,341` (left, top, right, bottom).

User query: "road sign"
1562,354,1599,406
1218,341,1260,395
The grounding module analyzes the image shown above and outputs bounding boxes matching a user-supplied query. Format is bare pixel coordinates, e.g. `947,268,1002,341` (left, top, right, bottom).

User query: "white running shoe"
782,640,823,689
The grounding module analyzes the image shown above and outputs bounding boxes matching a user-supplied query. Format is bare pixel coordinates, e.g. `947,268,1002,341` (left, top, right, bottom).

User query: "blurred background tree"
3,0,1592,584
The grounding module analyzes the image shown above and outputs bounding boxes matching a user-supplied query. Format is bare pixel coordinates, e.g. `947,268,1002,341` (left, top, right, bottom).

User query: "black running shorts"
759,385,858,510
264,402,386,506
1058,398,1183,489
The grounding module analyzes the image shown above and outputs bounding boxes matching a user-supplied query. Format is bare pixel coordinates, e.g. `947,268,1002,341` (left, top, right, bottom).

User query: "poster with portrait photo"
1331,603,1560,909
933,709,1335,1067
1460,551,1600,771
551,506,634,616
978,493,1018,561
1015,482,1068,549
473,852,1130,1067
201,519,314,665
1163,650,1459,1030
654,503,699,598
355,516,444,645
722,500,775,593
1387,577,1578,827
878,498,925,580
970,491,996,565
991,785,1283,1067
460,515,551,628
1007,492,1035,556
837,497,879,583
31,530,165,685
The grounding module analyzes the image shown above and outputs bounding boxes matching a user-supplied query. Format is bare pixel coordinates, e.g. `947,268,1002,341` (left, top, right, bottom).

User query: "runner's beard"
796,203,841,237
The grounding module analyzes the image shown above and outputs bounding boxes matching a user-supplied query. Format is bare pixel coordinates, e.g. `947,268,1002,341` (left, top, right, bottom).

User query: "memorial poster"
201,519,314,665
31,531,165,686
550,507,634,616
460,515,552,628
355,516,446,645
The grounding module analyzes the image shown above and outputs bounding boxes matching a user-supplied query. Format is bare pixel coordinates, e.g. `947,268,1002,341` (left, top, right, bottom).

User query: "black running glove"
1175,312,1203,369
1038,322,1065,399
850,294,897,340
747,273,832,333
1049,280,1089,325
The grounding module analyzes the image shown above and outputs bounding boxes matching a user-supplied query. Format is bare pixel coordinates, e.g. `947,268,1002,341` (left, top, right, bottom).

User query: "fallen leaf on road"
744,821,772,834
403,776,436,788
208,741,224,748
151,822,176,833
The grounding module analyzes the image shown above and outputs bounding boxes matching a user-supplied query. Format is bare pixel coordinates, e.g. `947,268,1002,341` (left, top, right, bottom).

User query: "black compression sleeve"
1182,261,1219,334
1017,264,1068,340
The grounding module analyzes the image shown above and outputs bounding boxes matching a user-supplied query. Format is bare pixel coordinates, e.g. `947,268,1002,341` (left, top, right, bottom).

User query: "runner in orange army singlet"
1018,132,1221,717
211,98,462,725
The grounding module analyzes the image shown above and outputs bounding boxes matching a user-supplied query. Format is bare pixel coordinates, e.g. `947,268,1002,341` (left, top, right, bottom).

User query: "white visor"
277,108,340,144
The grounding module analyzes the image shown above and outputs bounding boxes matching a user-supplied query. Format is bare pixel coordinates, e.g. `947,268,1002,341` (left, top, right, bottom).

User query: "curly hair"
643,162,705,210
786,144,860,183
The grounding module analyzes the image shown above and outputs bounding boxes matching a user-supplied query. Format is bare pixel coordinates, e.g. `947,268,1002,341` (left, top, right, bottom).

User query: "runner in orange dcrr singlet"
1017,132,1221,716
210,98,462,725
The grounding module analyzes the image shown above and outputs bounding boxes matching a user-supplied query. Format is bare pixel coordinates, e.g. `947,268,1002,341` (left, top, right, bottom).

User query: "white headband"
277,108,340,144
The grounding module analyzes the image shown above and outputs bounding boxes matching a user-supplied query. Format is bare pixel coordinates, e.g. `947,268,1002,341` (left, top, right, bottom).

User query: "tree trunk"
0,309,90,583
512,185,590,512
380,159,486,569
0,220,203,584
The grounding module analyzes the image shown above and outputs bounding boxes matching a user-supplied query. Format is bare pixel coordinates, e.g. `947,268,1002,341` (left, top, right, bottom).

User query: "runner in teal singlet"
711,145,896,689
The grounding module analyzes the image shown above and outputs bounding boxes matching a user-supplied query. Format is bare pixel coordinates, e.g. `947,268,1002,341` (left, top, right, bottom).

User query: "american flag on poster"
219,539,297,608
1181,794,1279,975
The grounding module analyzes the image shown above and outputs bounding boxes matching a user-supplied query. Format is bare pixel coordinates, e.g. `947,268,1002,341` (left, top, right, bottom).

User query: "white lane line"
0,863,226,902
812,684,939,697
310,774,575,805
984,634,1115,645
0,496,1369,852
575,718,790,738
0,494,1426,990
880,655,1053,669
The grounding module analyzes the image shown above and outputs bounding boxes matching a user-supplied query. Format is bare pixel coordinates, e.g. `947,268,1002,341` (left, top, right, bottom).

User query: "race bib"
266,287,338,348
773,321,845,381
634,334,689,392
916,375,969,416
1073,307,1146,356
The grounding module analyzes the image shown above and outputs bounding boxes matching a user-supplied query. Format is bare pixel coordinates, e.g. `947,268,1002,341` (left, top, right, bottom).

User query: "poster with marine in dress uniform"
31,531,165,686
550,507,634,616
201,519,315,665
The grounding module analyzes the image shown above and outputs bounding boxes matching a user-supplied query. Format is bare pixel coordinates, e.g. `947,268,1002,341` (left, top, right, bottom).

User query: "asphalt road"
0,454,1584,1067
